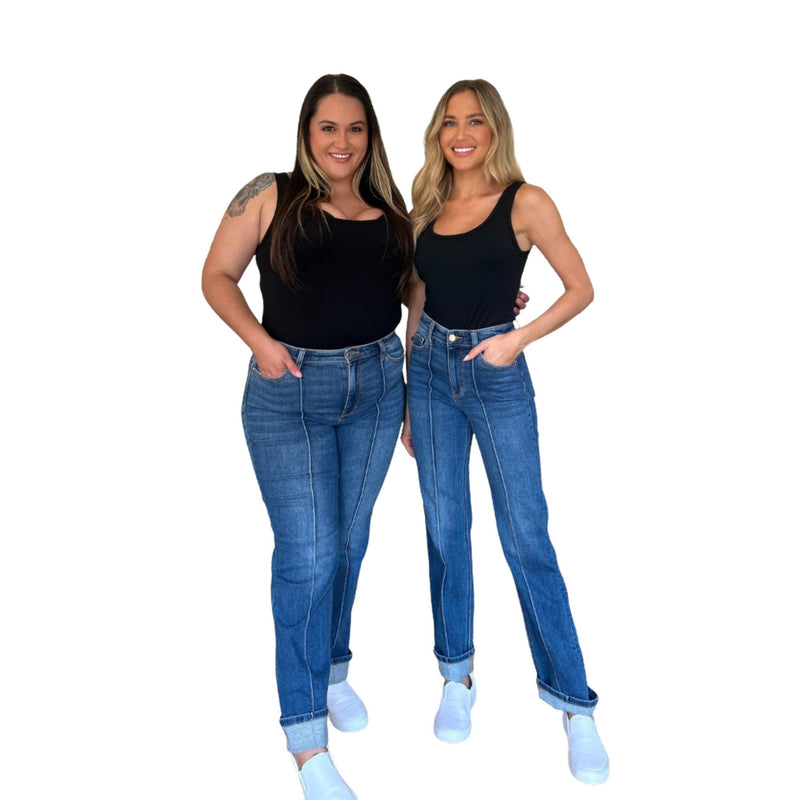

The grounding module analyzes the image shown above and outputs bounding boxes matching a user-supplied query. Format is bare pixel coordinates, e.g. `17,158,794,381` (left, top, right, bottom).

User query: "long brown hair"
270,74,413,299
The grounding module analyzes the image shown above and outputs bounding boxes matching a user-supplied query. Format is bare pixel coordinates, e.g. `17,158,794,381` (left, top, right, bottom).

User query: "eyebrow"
443,113,485,119
317,119,367,126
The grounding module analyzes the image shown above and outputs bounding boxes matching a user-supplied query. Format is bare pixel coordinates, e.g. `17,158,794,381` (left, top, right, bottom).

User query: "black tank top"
255,173,402,349
415,181,529,330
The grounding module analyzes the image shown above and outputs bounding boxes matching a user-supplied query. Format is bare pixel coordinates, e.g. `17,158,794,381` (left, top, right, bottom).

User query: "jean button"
448,334,456,342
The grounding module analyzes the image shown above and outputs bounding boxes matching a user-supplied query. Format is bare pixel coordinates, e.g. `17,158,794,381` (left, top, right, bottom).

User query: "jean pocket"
476,353,517,371
383,334,405,363
411,330,428,350
250,357,290,383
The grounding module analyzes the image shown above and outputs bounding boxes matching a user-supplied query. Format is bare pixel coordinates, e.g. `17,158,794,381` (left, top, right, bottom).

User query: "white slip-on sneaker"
296,752,358,800
434,674,476,743
562,712,610,784
327,681,368,732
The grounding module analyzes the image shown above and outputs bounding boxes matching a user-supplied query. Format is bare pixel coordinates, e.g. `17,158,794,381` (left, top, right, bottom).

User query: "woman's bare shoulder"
224,172,279,220
513,183,564,225
514,182,554,210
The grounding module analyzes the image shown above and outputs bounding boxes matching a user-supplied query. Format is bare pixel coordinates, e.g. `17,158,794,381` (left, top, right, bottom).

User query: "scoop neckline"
277,173,386,223
429,182,518,238
321,209,386,223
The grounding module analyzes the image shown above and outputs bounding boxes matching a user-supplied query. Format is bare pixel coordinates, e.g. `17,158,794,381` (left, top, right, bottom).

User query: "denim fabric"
242,331,405,751
407,313,597,714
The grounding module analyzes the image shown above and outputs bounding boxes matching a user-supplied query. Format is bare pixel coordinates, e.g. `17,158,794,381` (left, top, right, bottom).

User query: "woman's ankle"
294,747,327,770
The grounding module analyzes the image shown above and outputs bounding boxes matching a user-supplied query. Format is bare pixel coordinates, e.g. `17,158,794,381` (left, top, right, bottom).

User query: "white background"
2,1,798,797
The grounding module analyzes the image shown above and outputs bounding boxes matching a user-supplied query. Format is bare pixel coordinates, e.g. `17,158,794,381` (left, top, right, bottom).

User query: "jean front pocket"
472,354,534,401
248,354,297,384
243,356,302,417
476,352,517,371
383,333,405,363
411,329,428,350
251,364,290,383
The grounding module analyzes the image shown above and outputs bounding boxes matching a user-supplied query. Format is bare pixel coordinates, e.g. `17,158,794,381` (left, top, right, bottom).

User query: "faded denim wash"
407,313,598,714
242,331,405,752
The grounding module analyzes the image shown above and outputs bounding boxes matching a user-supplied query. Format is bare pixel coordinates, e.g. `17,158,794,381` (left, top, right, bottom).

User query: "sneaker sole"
434,722,471,743
329,714,368,733
569,763,610,784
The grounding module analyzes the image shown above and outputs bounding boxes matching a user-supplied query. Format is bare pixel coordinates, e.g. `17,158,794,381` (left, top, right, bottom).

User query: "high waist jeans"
407,313,597,714
242,331,405,752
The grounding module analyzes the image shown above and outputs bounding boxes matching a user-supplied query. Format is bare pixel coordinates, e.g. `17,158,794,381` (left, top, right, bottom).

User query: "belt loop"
295,349,306,369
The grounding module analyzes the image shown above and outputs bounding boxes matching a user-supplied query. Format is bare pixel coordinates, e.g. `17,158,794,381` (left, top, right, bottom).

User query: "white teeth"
453,147,475,153
330,153,350,160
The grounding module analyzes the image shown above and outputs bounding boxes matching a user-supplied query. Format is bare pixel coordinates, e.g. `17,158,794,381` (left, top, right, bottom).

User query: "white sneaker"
297,752,358,800
434,674,476,743
563,712,610,784
327,681,368,732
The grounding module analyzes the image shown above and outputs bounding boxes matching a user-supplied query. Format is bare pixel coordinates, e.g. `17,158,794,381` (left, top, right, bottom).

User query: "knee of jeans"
272,550,339,626
339,523,370,562
272,537,340,590
425,529,458,565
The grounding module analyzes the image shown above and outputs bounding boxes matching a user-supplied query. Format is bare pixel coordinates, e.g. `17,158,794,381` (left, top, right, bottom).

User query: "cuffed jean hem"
537,679,598,715
328,660,350,685
283,714,329,753
437,653,474,682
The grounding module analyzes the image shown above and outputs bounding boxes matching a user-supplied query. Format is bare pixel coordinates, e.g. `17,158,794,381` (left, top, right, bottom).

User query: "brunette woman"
403,79,609,784
202,74,412,800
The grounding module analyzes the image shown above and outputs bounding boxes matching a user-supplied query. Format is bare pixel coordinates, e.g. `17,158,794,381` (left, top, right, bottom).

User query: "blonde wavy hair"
411,79,525,240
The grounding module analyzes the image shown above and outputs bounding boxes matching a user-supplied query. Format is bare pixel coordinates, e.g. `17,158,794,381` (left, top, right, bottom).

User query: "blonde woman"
203,75,412,800
402,79,609,784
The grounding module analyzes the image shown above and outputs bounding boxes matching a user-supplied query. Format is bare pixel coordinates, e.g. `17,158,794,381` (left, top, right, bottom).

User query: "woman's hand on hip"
513,287,530,316
253,339,303,379
401,408,415,458
463,330,524,367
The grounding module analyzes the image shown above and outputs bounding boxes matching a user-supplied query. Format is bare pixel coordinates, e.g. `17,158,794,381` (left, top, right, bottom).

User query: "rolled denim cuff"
537,679,598,715
283,715,328,753
328,661,349,685
438,654,474,683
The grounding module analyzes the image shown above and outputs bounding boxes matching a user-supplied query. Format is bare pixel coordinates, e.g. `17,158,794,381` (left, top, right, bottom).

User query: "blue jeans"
407,313,597,714
242,331,405,752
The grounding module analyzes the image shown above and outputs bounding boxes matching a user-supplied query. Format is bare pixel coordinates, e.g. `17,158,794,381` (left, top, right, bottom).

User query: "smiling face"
308,93,369,183
438,90,493,172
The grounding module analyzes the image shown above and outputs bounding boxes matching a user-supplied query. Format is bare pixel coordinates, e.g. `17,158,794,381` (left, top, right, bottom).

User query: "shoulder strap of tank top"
257,173,290,250
495,181,524,215
275,171,290,200
477,181,523,238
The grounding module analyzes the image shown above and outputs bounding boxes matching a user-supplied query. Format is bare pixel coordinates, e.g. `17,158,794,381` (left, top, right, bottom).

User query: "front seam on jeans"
332,356,387,646
299,377,318,712
462,422,473,650
426,341,450,656
470,360,561,691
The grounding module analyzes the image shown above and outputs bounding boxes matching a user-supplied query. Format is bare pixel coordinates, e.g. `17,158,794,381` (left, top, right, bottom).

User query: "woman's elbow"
201,269,214,302
201,266,228,306
570,280,593,312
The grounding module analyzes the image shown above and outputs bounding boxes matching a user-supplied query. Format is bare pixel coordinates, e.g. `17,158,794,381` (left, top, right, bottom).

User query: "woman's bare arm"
201,173,302,378
401,278,426,457
464,184,593,366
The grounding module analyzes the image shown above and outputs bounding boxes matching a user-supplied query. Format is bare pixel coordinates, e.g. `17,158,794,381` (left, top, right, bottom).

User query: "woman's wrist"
511,326,534,352
249,331,280,360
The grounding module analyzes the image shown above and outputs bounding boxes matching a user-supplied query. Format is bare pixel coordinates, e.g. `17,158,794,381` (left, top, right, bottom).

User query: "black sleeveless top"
415,181,530,330
255,173,402,349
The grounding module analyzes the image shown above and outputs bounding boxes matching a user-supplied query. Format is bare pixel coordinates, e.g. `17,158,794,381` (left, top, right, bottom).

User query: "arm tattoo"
225,172,276,217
